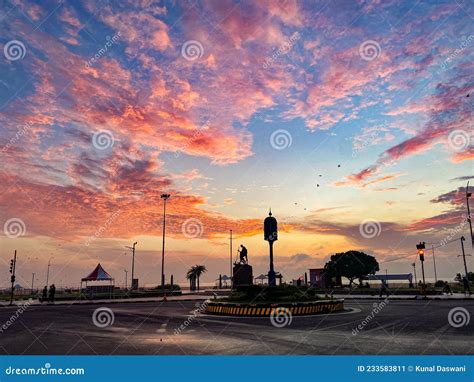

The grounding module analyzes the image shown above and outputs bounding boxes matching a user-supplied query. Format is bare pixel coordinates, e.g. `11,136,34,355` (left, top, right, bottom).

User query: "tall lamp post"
46,257,53,288
264,209,278,287
466,181,473,248
125,242,137,289
161,193,171,289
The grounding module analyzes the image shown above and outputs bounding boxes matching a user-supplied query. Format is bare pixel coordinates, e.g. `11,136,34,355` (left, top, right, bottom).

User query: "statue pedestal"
232,264,253,288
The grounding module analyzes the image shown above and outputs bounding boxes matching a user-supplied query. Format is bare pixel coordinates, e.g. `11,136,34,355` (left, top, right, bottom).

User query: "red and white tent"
80,263,115,292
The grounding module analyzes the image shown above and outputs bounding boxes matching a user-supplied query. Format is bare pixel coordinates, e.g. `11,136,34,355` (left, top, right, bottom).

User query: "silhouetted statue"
238,245,248,264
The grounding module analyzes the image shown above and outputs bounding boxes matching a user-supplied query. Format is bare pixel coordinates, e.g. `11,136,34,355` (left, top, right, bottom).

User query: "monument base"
232,264,253,288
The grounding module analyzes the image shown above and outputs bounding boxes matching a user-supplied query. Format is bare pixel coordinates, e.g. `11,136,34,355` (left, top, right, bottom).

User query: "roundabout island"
205,210,344,317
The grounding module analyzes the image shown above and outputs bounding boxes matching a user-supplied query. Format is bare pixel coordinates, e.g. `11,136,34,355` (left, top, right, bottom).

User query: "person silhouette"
49,284,56,303
239,245,248,264
41,286,47,303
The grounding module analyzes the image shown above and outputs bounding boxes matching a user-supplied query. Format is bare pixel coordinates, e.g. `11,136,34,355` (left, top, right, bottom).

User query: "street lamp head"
161,193,171,200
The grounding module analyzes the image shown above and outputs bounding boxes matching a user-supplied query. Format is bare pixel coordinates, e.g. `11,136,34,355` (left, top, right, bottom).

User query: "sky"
0,0,473,288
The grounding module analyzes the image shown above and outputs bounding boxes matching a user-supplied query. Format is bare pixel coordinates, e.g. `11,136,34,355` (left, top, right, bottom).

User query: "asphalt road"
0,299,472,355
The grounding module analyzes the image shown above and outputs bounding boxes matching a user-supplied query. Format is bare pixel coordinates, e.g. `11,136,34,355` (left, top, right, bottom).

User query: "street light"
125,242,137,289
124,269,128,289
466,181,473,249
161,193,171,289
46,257,53,288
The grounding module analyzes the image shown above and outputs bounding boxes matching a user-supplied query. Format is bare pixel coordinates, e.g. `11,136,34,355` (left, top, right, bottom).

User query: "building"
309,268,342,288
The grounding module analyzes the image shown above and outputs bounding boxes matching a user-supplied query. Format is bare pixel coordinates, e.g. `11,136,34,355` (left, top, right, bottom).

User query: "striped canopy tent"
80,263,115,291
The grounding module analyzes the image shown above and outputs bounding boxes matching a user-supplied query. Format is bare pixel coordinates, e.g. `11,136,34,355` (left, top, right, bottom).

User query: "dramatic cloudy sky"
0,0,473,288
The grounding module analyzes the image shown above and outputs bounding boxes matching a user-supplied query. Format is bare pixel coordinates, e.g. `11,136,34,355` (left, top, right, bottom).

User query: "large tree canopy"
324,250,379,286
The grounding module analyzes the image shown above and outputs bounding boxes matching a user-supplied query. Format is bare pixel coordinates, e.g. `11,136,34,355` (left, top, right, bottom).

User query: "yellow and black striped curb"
204,299,344,316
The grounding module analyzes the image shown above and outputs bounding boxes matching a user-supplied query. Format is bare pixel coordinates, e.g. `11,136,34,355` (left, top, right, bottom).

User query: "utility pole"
460,236,469,278
161,193,170,289
125,242,137,289
466,181,474,248
9,250,17,306
124,269,128,289
230,230,233,280
31,272,35,292
411,262,417,286
431,245,438,283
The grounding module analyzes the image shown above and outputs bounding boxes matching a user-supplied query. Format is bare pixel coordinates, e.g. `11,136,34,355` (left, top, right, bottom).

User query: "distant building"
309,268,342,288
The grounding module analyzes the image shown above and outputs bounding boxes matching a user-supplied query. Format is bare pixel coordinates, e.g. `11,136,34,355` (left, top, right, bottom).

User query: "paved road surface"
0,299,472,355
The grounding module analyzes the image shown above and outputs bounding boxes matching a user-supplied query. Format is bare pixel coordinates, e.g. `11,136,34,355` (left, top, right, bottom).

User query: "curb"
205,299,344,317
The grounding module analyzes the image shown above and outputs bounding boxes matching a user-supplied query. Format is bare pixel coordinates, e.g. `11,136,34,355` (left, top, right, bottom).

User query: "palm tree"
193,265,207,291
186,266,197,291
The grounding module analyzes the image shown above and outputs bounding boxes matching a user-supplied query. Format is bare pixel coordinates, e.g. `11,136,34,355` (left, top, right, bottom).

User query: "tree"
193,265,207,291
186,265,207,291
324,250,379,287
186,266,197,291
